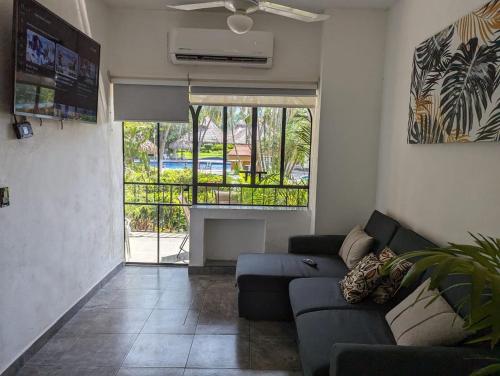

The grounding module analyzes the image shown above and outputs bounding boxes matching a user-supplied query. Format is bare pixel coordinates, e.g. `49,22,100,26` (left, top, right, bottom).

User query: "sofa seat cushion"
296,309,395,376
236,253,348,292
289,277,389,317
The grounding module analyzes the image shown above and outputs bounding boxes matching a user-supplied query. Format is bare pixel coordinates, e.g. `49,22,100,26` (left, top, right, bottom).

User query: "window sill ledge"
191,205,309,212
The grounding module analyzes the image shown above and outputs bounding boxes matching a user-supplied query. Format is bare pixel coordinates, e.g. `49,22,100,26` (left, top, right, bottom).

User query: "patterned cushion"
371,248,413,304
339,225,374,269
340,253,384,303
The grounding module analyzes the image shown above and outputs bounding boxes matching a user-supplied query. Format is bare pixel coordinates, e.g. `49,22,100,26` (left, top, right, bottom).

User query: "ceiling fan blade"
168,1,226,11
258,1,330,22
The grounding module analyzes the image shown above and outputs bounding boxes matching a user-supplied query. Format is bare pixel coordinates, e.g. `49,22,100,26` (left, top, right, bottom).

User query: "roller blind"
190,86,317,97
189,85,317,108
113,84,189,122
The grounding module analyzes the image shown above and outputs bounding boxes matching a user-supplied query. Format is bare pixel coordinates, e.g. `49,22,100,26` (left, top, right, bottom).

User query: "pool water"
143,159,231,172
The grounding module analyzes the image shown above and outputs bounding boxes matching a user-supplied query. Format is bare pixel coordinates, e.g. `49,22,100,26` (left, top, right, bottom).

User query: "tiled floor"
18,266,301,376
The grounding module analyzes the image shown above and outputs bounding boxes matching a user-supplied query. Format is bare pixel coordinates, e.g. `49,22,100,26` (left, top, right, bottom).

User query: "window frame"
191,104,313,207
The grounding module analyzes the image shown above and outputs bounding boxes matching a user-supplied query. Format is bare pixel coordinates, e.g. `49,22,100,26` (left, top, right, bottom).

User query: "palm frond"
456,0,500,44
415,25,454,72
471,363,500,376
440,37,499,137
476,97,500,142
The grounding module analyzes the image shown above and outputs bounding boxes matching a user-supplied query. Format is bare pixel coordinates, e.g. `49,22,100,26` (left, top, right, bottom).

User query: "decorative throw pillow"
385,279,468,346
371,248,413,304
339,225,374,269
339,253,384,303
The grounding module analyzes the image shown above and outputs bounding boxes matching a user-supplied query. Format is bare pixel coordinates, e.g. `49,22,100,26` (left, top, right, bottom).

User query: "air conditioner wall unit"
168,28,274,69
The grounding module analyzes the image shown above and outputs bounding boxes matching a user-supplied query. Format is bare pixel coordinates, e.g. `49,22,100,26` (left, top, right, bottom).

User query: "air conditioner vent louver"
168,28,274,69
175,54,269,64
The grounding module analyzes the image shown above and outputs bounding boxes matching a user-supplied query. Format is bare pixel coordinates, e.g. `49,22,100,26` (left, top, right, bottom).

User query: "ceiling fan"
168,0,330,34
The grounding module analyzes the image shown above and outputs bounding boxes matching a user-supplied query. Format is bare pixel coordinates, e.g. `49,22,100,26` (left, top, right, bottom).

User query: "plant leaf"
440,37,499,138
476,97,500,142
491,275,500,347
470,362,500,376
456,0,500,44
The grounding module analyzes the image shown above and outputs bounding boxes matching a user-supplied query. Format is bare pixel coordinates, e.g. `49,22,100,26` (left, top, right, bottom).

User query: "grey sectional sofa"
235,211,497,376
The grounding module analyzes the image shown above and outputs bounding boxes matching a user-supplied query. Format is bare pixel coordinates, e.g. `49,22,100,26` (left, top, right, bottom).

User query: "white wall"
0,0,123,373
204,219,266,261
108,8,322,83
314,9,387,234
189,207,312,266
376,0,500,244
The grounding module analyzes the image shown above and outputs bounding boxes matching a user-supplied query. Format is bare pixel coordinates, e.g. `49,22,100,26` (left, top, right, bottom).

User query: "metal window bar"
279,108,286,186
190,105,312,207
250,107,258,186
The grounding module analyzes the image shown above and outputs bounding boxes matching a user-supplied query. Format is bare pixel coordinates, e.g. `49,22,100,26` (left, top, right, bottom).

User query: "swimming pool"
143,159,231,172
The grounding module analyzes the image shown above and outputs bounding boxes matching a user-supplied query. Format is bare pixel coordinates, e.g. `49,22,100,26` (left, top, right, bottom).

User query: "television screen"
13,0,101,123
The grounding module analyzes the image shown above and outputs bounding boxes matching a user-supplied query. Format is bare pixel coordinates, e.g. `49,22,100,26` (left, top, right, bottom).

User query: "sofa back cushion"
364,211,400,253
424,271,479,320
387,227,436,256
386,228,436,305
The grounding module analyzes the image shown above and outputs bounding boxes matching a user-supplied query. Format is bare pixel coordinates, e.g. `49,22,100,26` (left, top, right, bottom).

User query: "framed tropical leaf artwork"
408,0,500,144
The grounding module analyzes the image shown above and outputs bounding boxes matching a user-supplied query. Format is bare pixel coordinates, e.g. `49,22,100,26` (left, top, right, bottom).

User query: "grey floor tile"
58,333,137,367
160,278,211,292
105,274,168,290
157,267,189,278
198,299,239,317
201,286,236,306
250,321,296,339
122,267,167,276
196,284,247,335
60,308,152,334
85,289,162,309
17,365,118,376
196,311,249,336
117,368,184,376
155,289,205,310
141,309,199,334
250,336,300,371
28,336,79,365
187,335,250,369
123,334,193,367
24,267,304,376
203,279,237,290
183,370,301,376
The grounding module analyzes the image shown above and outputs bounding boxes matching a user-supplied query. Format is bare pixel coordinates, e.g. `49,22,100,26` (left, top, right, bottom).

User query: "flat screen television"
12,0,101,123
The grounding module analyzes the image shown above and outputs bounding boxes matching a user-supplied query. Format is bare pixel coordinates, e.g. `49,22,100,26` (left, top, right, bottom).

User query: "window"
191,105,312,207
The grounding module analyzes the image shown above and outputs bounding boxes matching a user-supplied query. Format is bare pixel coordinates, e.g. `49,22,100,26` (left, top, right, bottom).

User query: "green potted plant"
383,233,500,376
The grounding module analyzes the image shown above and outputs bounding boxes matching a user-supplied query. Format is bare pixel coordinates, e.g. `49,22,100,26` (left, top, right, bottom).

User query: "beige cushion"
339,225,374,269
385,279,468,346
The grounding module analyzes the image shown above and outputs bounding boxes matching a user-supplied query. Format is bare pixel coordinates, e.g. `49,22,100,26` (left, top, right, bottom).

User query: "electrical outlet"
0,187,9,207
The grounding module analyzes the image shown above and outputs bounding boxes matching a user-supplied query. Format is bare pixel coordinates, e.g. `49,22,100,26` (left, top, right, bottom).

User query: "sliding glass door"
123,121,192,264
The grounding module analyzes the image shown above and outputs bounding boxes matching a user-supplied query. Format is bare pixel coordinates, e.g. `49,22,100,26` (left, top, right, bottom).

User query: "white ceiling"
103,0,396,12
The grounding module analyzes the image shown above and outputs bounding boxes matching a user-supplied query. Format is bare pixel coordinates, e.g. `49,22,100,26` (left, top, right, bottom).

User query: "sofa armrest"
330,343,497,376
288,235,346,255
